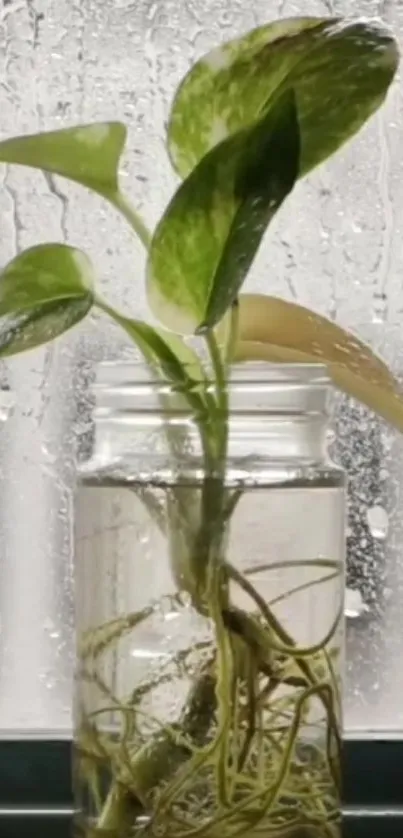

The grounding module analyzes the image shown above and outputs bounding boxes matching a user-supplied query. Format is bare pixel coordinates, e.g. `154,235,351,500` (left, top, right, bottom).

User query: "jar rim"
94,360,330,388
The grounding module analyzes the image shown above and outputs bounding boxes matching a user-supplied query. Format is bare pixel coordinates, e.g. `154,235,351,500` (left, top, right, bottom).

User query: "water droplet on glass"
367,505,389,540
218,10,233,26
382,427,395,452
164,610,180,623
43,620,61,640
0,389,14,421
345,587,369,618
130,648,170,661
371,292,388,324
180,591,193,609
41,442,58,463
139,529,149,545
38,669,57,690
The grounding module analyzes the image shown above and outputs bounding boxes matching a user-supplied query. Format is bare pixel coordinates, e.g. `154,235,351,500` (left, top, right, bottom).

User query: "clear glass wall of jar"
74,361,345,838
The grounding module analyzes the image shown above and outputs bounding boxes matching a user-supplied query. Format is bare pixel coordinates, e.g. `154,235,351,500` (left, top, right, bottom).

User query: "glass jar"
74,361,345,838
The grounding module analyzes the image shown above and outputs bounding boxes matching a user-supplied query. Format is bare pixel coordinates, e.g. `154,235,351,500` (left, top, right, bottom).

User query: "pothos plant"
1,15,403,838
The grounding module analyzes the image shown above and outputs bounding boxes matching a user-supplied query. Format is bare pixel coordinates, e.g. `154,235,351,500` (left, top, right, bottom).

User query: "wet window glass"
0,0,401,735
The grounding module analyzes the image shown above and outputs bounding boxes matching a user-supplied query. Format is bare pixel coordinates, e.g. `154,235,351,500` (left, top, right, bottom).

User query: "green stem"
169,330,229,609
113,191,152,251
206,331,227,410
96,783,141,835
205,331,229,461
224,301,239,366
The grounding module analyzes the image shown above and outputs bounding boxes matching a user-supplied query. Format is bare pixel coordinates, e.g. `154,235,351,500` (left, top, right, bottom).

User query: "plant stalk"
113,192,152,251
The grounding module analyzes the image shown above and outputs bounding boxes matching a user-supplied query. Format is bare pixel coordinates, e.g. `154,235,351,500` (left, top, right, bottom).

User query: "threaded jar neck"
93,361,330,414
87,361,333,473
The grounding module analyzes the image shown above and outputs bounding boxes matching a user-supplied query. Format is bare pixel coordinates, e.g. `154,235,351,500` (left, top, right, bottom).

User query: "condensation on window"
0,0,402,734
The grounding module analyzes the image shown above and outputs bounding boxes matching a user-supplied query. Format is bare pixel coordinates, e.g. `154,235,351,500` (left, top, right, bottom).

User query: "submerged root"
75,558,342,838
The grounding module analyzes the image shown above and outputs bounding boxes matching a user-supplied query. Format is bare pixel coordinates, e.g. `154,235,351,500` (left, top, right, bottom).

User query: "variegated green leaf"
0,123,152,247
97,299,204,382
0,123,126,202
0,244,94,356
0,299,92,357
147,91,300,334
96,299,208,410
168,17,398,179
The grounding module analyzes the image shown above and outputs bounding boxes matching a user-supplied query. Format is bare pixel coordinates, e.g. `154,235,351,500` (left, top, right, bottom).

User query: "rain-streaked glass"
0,0,402,734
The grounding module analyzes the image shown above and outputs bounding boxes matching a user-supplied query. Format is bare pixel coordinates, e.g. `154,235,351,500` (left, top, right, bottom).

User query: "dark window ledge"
0,808,402,838
345,807,403,836
0,738,401,835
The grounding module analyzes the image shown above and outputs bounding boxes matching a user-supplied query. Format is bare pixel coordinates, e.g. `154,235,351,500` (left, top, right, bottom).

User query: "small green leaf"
0,124,152,249
168,16,398,179
0,123,126,202
115,317,202,391
147,91,299,335
0,244,94,356
0,299,92,357
0,244,94,313
96,299,207,403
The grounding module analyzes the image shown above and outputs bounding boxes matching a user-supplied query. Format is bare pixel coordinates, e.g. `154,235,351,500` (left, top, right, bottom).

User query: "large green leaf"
0,244,94,356
168,16,398,179
0,123,126,202
147,91,300,335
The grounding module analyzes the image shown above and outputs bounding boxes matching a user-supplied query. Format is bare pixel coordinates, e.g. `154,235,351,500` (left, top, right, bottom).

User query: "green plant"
0,15,402,838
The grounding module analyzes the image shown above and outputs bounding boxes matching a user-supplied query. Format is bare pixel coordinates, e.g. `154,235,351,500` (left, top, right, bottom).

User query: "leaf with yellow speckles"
0,123,126,201
0,244,94,356
168,17,398,180
148,91,300,334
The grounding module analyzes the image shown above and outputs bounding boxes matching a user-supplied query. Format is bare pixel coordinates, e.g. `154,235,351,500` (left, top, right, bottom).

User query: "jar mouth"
95,359,330,384
93,361,331,418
